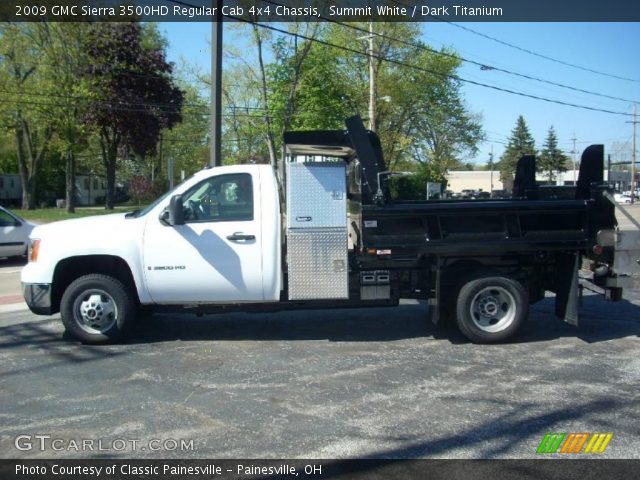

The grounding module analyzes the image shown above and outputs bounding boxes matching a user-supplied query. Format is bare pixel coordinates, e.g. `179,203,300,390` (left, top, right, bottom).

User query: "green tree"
498,116,536,188
0,23,54,209
223,22,322,179
257,22,482,184
161,83,210,182
82,22,184,209
538,126,568,182
220,22,482,186
39,22,95,213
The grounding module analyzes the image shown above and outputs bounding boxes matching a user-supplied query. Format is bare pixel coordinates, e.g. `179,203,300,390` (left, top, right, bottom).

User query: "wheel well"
440,260,493,290
440,260,531,296
51,255,138,313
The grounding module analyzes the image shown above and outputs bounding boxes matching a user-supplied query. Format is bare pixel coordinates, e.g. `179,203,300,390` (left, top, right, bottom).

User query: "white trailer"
0,174,22,205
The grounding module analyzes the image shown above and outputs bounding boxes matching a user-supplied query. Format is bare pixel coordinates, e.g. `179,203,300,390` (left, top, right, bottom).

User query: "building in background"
446,169,631,194
75,175,108,206
0,174,22,206
446,171,503,194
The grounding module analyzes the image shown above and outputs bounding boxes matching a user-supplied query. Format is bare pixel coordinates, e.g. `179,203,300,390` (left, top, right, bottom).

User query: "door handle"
227,233,255,241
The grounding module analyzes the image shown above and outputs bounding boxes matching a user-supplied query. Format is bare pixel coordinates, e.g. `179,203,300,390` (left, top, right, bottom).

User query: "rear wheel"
455,275,528,343
60,274,135,344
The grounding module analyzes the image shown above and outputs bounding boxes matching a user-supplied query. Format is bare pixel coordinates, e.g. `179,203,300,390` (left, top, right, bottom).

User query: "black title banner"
1,459,639,480
1,0,640,22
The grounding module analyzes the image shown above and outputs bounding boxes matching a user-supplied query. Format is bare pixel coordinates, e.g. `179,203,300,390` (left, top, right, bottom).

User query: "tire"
455,275,528,343
60,274,135,344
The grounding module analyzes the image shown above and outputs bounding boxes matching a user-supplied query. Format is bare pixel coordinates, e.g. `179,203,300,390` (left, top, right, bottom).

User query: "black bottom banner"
1,459,638,480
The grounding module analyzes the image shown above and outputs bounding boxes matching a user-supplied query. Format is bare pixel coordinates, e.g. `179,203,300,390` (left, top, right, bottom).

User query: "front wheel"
60,274,135,344
455,275,528,343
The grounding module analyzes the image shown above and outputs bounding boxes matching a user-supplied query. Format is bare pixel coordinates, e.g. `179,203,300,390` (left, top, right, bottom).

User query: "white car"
0,206,35,258
613,193,633,204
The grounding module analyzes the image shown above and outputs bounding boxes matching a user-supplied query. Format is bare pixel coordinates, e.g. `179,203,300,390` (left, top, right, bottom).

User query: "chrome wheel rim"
469,286,516,333
74,289,118,334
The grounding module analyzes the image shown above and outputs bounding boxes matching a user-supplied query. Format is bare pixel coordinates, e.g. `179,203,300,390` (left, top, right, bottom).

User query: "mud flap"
555,252,580,326
428,262,441,325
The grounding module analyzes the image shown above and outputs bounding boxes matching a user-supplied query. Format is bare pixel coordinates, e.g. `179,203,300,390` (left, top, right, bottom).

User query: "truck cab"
22,164,283,312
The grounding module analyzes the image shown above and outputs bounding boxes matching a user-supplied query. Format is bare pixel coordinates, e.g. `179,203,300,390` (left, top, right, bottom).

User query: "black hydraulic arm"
345,115,388,204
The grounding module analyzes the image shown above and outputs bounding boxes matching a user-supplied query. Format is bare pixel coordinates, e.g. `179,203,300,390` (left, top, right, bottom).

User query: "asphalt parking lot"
0,290,638,459
0,205,638,460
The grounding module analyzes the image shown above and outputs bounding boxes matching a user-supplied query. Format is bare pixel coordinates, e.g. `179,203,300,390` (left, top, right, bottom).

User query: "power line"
0,88,207,111
0,94,308,122
0,54,185,83
0,95,254,117
0,90,342,122
442,21,640,84
6,2,636,121
223,14,633,118
0,89,278,116
259,0,639,104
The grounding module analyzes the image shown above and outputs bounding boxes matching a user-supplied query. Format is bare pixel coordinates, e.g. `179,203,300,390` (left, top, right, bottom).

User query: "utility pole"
627,104,638,204
210,0,223,167
489,146,494,197
571,133,577,184
367,21,377,132
168,157,174,189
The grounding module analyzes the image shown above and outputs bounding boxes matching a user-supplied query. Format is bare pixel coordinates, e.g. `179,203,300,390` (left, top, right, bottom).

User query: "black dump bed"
284,116,616,260
361,199,593,257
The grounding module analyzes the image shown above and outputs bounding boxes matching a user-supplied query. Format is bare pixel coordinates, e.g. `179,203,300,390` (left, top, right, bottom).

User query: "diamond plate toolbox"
287,228,348,300
286,162,347,229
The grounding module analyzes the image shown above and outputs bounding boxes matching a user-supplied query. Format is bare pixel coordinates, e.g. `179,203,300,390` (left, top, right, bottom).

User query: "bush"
130,175,152,205
388,163,447,201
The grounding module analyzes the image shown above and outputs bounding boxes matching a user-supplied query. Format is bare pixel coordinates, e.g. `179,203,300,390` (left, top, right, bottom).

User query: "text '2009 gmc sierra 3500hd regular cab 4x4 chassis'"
21,116,640,344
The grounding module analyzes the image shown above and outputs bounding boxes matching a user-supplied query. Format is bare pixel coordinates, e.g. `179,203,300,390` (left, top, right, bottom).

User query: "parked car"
0,206,36,258
460,189,478,199
491,190,509,199
613,193,632,204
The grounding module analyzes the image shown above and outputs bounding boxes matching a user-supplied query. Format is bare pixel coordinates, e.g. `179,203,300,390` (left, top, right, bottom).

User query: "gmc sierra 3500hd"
21,116,640,344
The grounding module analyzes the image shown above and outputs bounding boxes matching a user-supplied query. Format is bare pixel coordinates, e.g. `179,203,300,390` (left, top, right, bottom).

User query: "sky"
159,21,640,167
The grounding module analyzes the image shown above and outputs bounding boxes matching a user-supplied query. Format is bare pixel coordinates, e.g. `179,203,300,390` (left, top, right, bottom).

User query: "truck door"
142,171,265,303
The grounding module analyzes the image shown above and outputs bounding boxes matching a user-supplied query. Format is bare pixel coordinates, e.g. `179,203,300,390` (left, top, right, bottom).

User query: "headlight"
29,239,41,262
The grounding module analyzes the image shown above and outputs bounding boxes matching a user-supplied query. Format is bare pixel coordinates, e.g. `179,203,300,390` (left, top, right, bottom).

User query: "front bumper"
22,283,53,315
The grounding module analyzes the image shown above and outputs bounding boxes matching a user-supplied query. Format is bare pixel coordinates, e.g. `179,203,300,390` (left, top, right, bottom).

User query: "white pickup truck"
22,164,284,341
21,117,639,344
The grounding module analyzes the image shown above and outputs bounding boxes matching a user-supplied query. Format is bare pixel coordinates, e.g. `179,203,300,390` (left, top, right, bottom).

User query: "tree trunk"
105,156,116,210
25,179,37,210
100,128,118,210
65,150,76,213
252,25,278,170
15,119,41,210
15,124,31,210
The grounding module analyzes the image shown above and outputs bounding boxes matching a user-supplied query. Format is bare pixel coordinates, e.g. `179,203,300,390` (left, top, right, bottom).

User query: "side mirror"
168,194,185,226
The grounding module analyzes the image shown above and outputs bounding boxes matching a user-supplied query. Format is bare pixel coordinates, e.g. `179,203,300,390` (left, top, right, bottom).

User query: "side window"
0,210,18,227
181,173,253,223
